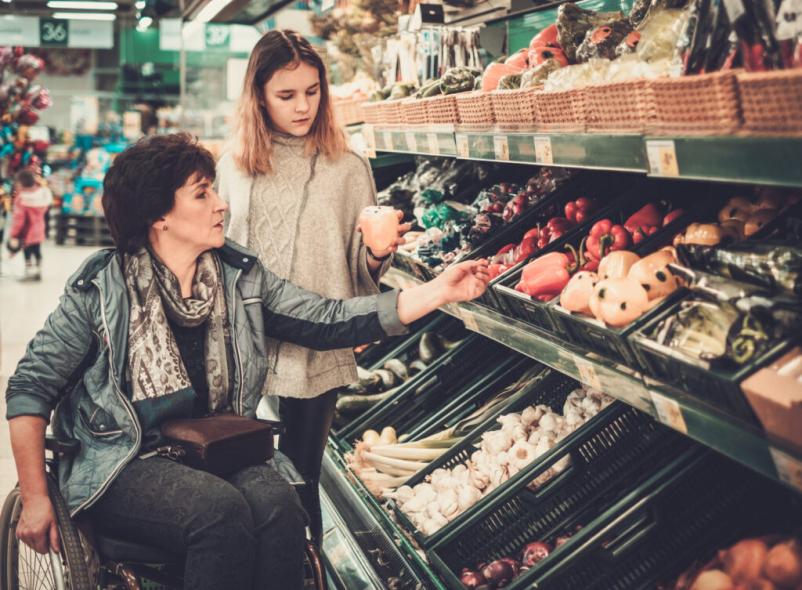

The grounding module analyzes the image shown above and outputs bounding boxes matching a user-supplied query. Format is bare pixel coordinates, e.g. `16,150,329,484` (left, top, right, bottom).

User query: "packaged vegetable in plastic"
520,59,564,88
676,242,802,297
576,18,634,61
358,206,400,253
557,2,626,63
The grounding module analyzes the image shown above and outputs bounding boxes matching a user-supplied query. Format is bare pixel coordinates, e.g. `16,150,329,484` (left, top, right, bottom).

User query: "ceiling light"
193,0,232,22
48,0,117,8
137,15,152,30
51,11,116,19
135,0,145,8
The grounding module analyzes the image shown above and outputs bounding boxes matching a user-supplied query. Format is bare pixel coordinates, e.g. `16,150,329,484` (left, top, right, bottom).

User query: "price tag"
461,308,479,331
362,124,376,158
770,448,802,492
405,131,417,153
456,134,470,159
493,135,510,161
427,132,439,155
649,391,688,434
534,136,554,165
382,130,394,151
646,140,680,177
722,0,745,22
574,358,602,390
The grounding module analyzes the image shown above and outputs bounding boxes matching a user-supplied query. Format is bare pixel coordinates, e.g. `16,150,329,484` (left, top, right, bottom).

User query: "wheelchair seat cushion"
95,533,182,564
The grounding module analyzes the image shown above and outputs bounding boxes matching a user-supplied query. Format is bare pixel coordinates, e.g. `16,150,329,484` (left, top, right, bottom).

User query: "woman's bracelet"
367,247,391,262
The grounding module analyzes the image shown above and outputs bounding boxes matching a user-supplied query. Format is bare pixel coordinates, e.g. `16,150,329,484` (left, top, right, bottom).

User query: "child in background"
8,168,53,281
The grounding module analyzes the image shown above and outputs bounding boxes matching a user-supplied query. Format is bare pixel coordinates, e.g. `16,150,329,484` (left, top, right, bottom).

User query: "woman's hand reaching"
396,260,490,325
358,208,412,261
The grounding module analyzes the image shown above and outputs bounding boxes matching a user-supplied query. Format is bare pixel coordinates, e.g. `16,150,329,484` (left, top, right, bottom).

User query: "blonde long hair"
233,30,346,176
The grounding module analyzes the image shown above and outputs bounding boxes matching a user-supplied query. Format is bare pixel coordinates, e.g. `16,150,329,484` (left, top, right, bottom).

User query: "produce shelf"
367,125,802,188
382,266,802,497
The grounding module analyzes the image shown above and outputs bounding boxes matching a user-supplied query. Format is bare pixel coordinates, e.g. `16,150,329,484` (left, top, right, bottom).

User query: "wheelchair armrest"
45,435,80,459
255,419,286,436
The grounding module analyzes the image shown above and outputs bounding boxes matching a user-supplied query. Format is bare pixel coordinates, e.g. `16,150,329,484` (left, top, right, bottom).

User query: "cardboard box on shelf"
742,346,802,451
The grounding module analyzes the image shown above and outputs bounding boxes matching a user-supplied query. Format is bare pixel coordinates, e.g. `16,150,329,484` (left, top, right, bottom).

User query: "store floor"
0,240,98,498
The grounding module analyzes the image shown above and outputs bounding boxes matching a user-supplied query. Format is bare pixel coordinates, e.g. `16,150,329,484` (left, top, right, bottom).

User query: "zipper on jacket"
71,280,142,517
231,268,246,415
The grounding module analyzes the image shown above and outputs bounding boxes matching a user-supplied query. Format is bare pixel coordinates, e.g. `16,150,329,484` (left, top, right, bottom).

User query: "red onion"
521,541,551,568
481,559,516,588
460,568,489,589
499,557,521,578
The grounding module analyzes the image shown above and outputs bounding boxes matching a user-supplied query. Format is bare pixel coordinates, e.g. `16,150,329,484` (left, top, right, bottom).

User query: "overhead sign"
160,18,259,53
0,16,113,48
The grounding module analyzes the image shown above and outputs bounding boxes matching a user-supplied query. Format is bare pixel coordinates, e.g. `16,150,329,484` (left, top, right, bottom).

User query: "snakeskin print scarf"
124,247,230,413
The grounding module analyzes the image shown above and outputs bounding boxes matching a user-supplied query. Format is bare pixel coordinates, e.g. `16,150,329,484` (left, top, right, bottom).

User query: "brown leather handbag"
160,415,276,477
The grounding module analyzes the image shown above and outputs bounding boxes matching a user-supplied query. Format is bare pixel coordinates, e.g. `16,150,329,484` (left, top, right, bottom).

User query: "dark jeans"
23,243,41,263
89,456,307,590
279,389,338,546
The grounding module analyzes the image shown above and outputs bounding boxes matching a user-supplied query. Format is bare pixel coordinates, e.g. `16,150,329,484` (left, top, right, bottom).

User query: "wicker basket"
490,88,539,129
359,101,383,126
333,98,366,126
737,69,802,134
378,99,404,126
535,88,586,132
400,97,428,126
585,79,655,132
650,70,741,135
455,91,495,128
422,93,460,125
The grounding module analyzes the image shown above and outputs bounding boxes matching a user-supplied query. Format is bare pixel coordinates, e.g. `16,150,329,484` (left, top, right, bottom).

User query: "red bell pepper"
514,236,538,263
586,219,632,260
624,203,662,235
516,265,570,298
662,208,684,226
564,197,595,224
503,193,528,222
523,227,540,241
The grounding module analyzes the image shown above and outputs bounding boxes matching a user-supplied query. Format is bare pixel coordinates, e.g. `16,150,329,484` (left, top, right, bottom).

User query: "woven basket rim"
736,68,802,82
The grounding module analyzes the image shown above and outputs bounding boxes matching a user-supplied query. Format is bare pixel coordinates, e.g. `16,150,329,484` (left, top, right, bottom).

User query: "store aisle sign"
0,16,112,48
160,18,260,53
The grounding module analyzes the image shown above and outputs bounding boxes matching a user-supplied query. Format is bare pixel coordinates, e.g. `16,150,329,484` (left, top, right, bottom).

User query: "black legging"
278,389,338,546
23,243,41,263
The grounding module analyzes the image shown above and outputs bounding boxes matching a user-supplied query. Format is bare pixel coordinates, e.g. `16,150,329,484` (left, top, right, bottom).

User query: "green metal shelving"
381,267,802,497
368,125,802,188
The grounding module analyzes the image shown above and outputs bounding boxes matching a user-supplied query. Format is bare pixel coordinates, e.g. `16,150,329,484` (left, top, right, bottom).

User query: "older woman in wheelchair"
3,133,491,590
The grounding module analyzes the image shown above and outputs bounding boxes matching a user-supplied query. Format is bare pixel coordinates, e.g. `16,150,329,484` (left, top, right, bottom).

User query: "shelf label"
382,130,394,151
460,308,479,331
427,132,439,155
405,131,417,153
574,358,602,390
646,140,679,177
493,135,510,161
363,124,377,158
534,136,553,165
456,134,470,159
649,391,688,434
770,448,802,492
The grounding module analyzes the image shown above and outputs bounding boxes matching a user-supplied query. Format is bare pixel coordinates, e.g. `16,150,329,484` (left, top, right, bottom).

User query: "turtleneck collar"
272,132,308,149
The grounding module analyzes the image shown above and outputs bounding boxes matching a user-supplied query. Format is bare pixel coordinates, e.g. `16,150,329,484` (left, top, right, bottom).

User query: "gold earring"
163,225,168,231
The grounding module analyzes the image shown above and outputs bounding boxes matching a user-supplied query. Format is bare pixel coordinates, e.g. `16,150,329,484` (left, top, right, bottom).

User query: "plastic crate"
493,180,719,338
338,334,509,443
629,298,796,425
332,315,468,439
353,311,449,368
526,452,799,590
426,404,696,588
390,369,580,548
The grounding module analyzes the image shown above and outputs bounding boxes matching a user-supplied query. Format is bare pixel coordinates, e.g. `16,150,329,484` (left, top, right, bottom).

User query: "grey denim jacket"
5,240,406,516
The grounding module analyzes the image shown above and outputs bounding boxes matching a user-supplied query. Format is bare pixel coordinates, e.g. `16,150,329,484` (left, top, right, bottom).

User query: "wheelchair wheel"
0,476,92,590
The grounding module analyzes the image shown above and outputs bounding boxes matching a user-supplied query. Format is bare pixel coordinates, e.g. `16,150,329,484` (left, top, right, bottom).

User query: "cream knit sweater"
217,134,389,399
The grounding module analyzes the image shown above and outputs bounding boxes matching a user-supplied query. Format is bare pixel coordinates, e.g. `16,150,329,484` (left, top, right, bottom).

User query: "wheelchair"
0,436,326,590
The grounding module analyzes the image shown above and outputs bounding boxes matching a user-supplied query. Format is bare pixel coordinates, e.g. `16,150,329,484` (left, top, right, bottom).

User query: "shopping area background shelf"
381,266,802,497
365,126,802,188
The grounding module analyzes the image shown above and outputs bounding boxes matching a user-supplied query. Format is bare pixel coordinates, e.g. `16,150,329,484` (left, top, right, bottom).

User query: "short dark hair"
15,169,36,188
102,133,216,254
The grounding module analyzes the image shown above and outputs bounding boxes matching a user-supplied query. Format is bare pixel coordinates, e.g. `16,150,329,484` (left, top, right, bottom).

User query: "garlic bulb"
509,441,537,470
458,485,482,512
437,489,459,517
403,495,427,513
395,485,414,504
539,412,557,433
426,501,442,519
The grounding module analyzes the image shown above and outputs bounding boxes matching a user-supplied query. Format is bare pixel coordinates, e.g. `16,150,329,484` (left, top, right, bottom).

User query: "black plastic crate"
629,298,796,425
493,180,718,338
389,369,580,548
394,250,436,282
426,404,696,588
353,311,449,369
526,451,800,590
338,334,509,444
332,314,468,439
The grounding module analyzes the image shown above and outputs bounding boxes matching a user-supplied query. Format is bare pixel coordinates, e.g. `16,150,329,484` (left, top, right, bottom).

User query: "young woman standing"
217,29,408,545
